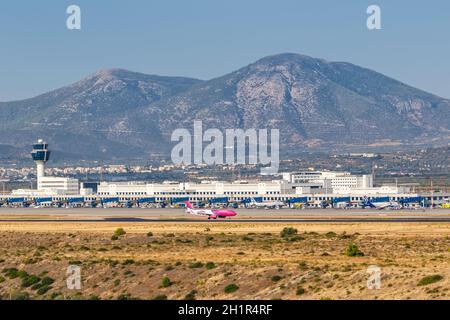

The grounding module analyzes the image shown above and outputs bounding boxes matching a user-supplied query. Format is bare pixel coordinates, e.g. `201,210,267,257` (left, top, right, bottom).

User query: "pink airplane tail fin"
185,201,194,209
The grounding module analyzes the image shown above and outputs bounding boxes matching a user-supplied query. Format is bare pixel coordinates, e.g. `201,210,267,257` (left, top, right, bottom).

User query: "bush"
189,262,204,269
21,275,41,288
205,262,216,270
184,290,197,300
345,243,364,257
147,232,153,237
2,268,20,279
325,232,337,238
224,284,239,294
31,282,45,290
280,227,298,238
296,287,306,296
418,275,443,286
298,261,308,270
17,270,29,279
41,277,55,286
37,286,52,295
162,276,172,288
288,236,305,242
11,291,30,300
111,235,119,241
114,228,126,237
153,294,168,300
117,293,137,300
122,259,135,265
271,275,282,282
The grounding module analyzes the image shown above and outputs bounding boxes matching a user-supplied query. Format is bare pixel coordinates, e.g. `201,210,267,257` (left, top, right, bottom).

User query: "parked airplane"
185,201,237,219
249,197,284,209
360,197,401,210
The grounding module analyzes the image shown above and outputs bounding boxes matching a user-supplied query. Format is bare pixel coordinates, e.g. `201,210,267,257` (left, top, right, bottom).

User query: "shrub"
418,275,443,286
114,228,126,237
242,236,254,242
153,294,168,300
288,236,305,242
37,286,52,295
41,277,55,286
296,287,306,296
224,284,239,294
0,276,5,283
280,227,298,238
11,291,30,300
123,259,135,265
111,235,119,241
17,270,29,279
271,275,282,282
298,261,308,270
345,243,364,257
325,232,337,238
50,292,63,300
205,262,216,270
3,268,20,279
184,290,197,300
147,232,153,237
21,275,41,288
117,293,137,300
162,276,172,288
189,262,204,269
31,282,45,290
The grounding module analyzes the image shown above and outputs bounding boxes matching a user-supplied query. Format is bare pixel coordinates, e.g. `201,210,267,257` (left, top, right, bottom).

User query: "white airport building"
2,139,446,207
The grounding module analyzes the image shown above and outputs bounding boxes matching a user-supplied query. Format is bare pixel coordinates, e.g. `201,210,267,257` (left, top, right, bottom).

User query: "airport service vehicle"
185,201,237,219
249,197,284,209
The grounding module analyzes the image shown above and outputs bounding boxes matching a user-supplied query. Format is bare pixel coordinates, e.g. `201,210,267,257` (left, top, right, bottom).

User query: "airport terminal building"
1,140,449,207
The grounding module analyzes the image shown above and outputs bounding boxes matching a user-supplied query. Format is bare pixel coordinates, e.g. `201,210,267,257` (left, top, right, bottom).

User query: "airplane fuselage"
186,206,237,219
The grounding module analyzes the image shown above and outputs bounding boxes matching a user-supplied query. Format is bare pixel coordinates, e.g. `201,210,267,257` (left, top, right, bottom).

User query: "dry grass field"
0,221,449,300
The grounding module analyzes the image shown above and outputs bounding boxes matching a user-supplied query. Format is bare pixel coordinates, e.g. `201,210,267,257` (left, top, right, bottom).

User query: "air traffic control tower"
31,139,50,185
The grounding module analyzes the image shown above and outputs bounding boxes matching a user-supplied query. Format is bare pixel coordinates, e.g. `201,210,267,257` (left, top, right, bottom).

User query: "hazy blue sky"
1,0,449,101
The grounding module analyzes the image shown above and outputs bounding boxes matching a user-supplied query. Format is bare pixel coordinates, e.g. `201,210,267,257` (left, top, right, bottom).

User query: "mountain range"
1,53,449,161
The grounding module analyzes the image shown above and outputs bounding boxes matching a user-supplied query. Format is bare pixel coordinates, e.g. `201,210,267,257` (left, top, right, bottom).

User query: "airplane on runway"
360,197,401,210
249,197,284,209
185,201,237,219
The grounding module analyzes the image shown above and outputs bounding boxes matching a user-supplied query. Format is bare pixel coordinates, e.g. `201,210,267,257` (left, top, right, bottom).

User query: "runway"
1,218,450,223
1,207,450,223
